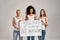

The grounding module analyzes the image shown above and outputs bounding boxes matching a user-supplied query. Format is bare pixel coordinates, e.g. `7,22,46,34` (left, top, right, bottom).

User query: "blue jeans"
27,36,34,40
41,30,46,40
38,30,46,40
13,30,23,40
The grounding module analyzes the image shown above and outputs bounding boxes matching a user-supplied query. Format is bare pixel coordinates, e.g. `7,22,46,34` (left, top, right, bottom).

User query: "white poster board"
20,20,42,36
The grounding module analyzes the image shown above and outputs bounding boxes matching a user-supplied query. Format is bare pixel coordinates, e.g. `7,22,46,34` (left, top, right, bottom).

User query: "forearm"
45,22,48,27
13,24,18,29
45,17,48,26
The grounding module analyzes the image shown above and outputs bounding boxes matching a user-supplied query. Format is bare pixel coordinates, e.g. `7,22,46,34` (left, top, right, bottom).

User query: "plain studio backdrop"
0,0,60,40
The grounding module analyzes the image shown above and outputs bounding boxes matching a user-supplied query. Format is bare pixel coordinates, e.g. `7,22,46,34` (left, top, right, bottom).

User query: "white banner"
20,20,42,36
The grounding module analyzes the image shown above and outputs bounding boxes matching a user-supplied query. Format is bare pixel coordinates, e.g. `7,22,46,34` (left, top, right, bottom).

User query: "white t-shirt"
39,17,46,30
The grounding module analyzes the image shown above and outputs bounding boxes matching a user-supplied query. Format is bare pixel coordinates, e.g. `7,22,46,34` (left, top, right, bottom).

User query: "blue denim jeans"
13,30,23,40
38,30,46,40
41,30,46,40
27,36,34,40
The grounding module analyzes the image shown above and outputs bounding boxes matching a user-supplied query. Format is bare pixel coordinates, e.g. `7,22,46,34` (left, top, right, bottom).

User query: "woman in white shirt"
12,9,23,40
38,9,48,40
25,5,37,40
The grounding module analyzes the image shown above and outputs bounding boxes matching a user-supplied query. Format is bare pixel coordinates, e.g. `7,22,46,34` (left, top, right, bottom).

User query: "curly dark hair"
26,5,36,15
25,5,36,20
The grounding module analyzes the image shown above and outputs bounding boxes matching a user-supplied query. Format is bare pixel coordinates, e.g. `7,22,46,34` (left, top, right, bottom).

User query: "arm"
34,14,37,20
25,15,28,20
45,17,48,27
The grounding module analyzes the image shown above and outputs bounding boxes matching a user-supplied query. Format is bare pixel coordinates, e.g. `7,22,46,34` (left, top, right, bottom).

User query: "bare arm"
34,14,37,20
25,15,28,20
45,17,48,27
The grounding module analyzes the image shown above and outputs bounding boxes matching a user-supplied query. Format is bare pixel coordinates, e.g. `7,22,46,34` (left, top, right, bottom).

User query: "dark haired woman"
25,5,37,40
38,9,48,40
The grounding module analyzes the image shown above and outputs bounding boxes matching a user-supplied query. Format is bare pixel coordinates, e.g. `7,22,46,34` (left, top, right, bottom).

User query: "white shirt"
39,17,46,30
14,17,23,31
28,15,35,20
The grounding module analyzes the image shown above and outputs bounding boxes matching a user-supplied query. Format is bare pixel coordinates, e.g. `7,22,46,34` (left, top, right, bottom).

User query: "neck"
16,15,20,17
42,16,44,18
30,13,33,15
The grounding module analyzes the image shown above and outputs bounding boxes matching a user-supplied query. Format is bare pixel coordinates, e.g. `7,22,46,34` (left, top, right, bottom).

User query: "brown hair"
40,9,47,17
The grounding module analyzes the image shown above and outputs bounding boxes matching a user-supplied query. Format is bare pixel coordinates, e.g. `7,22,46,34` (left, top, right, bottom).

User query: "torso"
39,17,46,30
28,14,35,20
14,16,23,31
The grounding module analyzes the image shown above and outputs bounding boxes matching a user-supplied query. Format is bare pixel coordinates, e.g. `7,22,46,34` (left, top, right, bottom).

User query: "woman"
25,5,37,40
12,9,23,40
38,9,48,40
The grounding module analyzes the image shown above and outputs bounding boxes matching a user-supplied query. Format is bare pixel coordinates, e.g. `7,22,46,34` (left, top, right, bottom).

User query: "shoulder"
13,16,16,20
33,14,36,16
45,17,48,19
20,17,24,20
33,14,37,18
12,16,16,22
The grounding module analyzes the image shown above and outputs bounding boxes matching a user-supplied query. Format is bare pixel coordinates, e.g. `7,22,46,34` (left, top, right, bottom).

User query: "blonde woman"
12,9,23,40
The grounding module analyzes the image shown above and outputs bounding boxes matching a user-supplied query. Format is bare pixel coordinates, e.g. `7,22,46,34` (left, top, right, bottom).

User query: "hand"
41,20,44,25
41,20,43,22
44,21,48,28
16,27,20,30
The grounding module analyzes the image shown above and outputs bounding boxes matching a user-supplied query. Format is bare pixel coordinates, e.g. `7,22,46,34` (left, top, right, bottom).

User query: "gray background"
0,0,60,40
